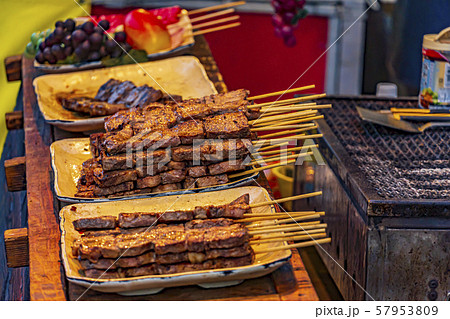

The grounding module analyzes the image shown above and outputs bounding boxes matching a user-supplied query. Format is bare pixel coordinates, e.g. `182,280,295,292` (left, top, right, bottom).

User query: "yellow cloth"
0,0,90,155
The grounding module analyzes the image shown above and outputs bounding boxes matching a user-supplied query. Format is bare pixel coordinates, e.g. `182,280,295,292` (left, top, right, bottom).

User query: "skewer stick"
248,85,315,100
248,223,327,235
255,142,290,152
190,8,235,23
249,191,323,208
229,159,296,179
192,22,241,36
252,134,323,145
242,210,321,218
251,233,327,245
257,144,318,156
253,238,331,254
253,115,324,129
260,104,331,113
192,15,240,29
252,114,321,128
248,221,321,231
248,93,327,109
251,110,317,125
250,228,326,240
257,126,317,139
188,1,246,16
248,151,313,166
241,213,321,224
251,124,315,132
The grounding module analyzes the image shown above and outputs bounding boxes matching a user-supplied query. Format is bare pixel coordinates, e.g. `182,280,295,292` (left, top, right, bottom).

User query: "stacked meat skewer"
76,84,330,198
70,192,330,279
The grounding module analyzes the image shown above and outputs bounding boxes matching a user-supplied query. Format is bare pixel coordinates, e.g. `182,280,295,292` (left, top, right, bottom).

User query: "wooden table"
5,36,319,301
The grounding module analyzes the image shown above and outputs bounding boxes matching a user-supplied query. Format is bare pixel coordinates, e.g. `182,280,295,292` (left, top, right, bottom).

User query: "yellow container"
272,165,294,210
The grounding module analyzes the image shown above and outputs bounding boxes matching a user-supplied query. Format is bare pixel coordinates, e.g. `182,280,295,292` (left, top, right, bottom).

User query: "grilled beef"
172,120,205,144
203,112,250,139
196,174,229,188
208,159,246,175
93,181,134,196
93,168,138,187
152,183,181,193
136,175,162,189
73,216,116,231
187,166,207,177
160,169,186,184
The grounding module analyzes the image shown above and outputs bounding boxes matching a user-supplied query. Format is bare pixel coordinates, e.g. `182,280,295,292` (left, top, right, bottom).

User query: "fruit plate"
33,56,216,132
60,186,291,295
33,11,194,73
50,138,260,203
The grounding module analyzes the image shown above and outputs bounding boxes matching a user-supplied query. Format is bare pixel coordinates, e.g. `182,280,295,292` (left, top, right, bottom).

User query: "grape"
82,21,94,35
89,32,103,50
114,31,126,43
284,35,297,47
98,20,110,31
93,26,104,34
104,39,116,54
43,47,53,60
271,14,283,28
282,12,295,24
74,46,88,60
54,27,65,41
51,44,62,55
123,43,131,52
271,0,282,13
64,19,76,32
283,0,297,11
55,21,64,29
87,51,101,61
35,51,45,64
99,46,107,57
280,25,293,37
38,39,46,51
111,47,122,58
80,40,91,52
62,34,72,46
64,46,73,57
274,26,283,38
72,29,87,44
31,32,41,46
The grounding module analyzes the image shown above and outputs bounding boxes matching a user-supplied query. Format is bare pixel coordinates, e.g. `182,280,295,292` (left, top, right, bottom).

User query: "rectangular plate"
33,56,217,132
34,11,195,73
50,138,259,203
60,186,291,295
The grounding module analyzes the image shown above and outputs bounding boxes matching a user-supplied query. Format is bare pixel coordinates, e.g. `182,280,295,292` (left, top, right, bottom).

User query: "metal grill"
318,97,450,200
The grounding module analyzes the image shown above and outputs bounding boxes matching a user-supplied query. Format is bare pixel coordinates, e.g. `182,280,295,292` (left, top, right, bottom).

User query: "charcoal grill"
293,96,450,301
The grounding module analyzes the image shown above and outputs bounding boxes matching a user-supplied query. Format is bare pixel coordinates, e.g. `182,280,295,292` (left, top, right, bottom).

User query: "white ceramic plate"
60,186,291,295
34,11,195,73
33,56,216,132
50,138,260,203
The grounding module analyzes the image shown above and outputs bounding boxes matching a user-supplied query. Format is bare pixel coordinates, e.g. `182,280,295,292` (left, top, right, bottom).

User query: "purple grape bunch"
35,19,130,64
271,0,307,47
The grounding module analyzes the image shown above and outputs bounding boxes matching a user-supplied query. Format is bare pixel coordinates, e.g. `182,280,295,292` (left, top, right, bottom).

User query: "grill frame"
315,95,450,218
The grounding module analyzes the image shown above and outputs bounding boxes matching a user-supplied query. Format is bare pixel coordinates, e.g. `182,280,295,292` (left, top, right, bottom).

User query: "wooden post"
4,156,26,191
4,228,29,268
4,55,23,82
5,111,24,130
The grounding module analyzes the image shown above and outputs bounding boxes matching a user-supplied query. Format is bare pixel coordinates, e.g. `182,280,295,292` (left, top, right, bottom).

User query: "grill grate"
319,97,450,200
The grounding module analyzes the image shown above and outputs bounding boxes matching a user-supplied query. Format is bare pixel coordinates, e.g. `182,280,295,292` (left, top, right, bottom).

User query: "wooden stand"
3,36,318,301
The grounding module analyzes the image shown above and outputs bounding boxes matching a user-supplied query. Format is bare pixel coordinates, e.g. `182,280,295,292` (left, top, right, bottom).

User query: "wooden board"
19,35,318,301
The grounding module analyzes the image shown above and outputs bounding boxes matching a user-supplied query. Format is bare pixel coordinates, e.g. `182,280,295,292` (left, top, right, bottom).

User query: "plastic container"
419,27,450,109
272,165,294,210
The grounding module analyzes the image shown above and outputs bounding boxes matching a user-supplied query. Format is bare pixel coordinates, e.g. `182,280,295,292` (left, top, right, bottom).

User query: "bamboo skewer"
251,233,327,245
241,212,322,224
253,115,324,129
253,238,331,254
251,124,316,132
251,110,317,125
254,141,290,152
248,223,327,235
252,134,323,145
250,228,326,240
257,126,318,139
190,8,235,23
248,152,313,166
229,159,296,179
242,210,320,218
260,104,331,113
187,1,246,16
192,15,240,29
248,221,321,231
249,191,323,208
252,114,322,128
192,22,241,36
257,144,318,156
248,85,315,100
248,93,327,109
